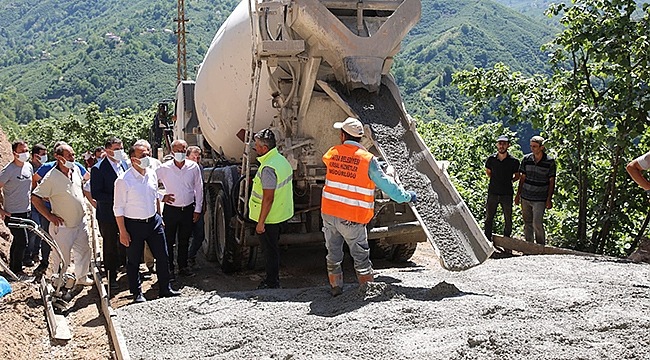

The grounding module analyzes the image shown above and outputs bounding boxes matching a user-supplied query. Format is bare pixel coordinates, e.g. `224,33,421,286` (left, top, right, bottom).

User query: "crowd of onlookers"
0,137,204,302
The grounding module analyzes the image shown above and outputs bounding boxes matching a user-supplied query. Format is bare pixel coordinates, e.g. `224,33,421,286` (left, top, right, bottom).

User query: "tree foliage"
417,119,525,237
18,104,152,156
454,0,650,255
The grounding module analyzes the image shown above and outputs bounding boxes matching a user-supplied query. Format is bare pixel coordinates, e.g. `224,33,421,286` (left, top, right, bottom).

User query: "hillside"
0,0,238,119
393,0,556,122
0,0,555,125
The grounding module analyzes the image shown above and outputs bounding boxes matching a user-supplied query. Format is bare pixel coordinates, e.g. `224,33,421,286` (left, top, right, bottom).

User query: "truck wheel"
214,189,228,266
202,187,217,262
390,242,418,262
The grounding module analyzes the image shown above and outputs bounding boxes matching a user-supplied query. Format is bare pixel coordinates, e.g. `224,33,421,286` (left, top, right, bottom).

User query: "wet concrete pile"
338,84,480,270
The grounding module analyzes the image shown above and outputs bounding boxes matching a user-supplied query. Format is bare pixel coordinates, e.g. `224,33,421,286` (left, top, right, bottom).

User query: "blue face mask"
174,152,186,162
138,156,151,169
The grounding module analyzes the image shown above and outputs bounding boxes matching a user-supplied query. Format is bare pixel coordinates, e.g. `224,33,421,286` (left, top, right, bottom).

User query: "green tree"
454,0,650,255
417,119,524,236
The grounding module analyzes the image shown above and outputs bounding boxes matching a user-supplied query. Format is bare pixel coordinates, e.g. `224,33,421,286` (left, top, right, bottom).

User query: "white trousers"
49,221,91,281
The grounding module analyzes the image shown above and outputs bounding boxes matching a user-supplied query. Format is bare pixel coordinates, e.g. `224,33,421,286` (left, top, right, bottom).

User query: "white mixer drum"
195,0,275,161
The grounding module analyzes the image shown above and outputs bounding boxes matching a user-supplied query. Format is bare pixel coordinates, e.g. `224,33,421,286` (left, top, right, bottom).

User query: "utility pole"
175,0,188,84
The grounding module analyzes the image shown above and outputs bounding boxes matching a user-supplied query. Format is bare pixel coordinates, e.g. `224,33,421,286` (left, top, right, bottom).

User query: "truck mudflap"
319,78,494,271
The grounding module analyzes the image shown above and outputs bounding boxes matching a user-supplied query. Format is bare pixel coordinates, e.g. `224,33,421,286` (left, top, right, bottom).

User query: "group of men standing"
484,135,557,246
0,137,209,303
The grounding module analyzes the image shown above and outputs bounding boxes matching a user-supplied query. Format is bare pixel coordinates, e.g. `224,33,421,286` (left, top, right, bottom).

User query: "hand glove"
407,190,417,204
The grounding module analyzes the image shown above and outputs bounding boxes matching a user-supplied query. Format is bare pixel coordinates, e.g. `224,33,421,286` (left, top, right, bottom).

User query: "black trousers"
5,212,30,273
98,217,126,276
259,222,284,287
124,214,171,295
484,193,514,239
163,204,194,271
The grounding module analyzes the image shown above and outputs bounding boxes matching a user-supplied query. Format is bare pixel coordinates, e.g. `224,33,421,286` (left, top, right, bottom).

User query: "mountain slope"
0,0,555,125
0,0,238,118
393,0,556,122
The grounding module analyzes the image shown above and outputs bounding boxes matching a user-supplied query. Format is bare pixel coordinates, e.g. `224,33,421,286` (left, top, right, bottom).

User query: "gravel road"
119,249,650,360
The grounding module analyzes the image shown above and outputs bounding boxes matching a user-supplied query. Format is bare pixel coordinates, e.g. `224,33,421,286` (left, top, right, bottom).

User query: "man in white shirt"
156,139,203,278
32,144,93,286
114,140,180,303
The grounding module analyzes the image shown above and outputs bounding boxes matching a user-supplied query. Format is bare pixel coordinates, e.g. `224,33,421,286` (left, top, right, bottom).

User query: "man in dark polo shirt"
515,135,556,245
484,135,520,240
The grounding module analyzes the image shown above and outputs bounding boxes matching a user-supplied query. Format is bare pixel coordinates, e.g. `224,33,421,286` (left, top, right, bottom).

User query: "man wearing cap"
484,135,520,241
321,117,417,296
515,135,556,245
249,129,294,289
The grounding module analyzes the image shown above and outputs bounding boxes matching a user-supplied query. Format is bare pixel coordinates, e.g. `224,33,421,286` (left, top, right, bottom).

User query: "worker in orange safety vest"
321,117,417,297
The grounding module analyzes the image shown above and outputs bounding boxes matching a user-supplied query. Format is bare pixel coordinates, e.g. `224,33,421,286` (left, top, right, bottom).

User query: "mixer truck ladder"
236,0,265,244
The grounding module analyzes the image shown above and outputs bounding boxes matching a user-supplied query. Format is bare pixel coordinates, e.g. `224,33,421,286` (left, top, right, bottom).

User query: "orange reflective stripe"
321,144,375,223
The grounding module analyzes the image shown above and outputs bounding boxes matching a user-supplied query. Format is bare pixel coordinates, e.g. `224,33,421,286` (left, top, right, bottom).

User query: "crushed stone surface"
118,255,650,359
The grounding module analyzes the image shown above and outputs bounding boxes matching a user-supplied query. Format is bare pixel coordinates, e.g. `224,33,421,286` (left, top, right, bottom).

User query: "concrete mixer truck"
165,0,494,273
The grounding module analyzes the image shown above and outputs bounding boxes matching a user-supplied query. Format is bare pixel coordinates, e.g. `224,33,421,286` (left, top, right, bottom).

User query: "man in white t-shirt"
627,151,650,191
32,144,93,286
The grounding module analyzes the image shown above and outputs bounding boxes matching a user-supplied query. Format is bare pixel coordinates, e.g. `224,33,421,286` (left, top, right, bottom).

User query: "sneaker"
76,277,95,286
179,267,195,277
133,293,147,303
159,288,181,298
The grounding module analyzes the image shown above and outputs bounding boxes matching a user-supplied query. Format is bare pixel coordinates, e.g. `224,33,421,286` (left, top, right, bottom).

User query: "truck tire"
370,240,418,262
202,187,218,262
390,242,418,262
214,189,229,268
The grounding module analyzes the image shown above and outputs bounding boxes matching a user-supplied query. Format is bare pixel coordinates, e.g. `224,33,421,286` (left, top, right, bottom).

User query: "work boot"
357,273,374,286
328,273,344,297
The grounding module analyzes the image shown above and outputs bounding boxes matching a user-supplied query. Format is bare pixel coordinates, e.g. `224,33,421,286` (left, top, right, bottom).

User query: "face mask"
174,152,186,162
64,160,75,169
113,149,126,161
16,152,29,162
39,154,48,163
138,156,151,169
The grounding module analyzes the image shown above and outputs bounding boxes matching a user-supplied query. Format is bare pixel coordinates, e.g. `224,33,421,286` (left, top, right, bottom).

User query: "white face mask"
39,154,48,163
137,156,151,169
16,152,29,163
112,149,127,161
63,160,75,169
174,152,186,162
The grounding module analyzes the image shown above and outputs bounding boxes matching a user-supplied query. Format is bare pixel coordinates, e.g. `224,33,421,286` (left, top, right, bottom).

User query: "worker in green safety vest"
249,128,294,289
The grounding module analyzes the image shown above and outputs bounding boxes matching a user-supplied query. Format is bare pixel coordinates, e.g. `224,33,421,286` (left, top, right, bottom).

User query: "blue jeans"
188,216,205,259
521,198,546,245
322,213,372,276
